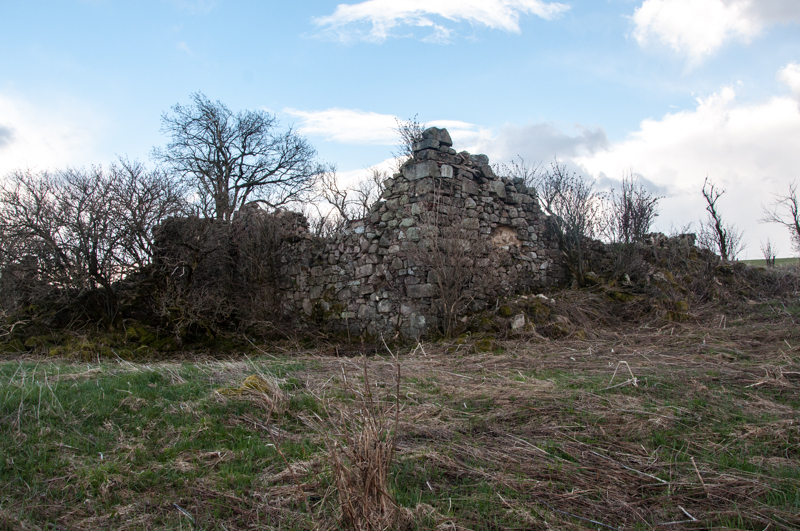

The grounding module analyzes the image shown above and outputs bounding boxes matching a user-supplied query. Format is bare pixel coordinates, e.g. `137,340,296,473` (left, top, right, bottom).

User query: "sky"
1,0,800,258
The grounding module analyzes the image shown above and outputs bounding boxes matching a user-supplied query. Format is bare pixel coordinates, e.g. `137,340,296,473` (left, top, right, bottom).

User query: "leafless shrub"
152,207,294,338
0,163,186,322
494,156,543,190
760,239,778,267
698,176,745,261
153,217,237,338
319,166,386,231
761,180,800,255
606,172,662,244
532,161,606,286
392,115,425,166
324,357,401,531
405,181,495,338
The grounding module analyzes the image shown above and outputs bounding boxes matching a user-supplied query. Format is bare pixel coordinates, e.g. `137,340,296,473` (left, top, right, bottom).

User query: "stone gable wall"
277,128,564,338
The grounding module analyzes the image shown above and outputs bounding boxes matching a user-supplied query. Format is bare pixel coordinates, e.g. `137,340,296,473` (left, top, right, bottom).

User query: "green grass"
0,358,322,530
2,316,799,530
740,257,798,267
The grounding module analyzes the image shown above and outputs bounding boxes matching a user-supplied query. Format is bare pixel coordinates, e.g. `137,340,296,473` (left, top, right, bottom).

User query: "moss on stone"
0,339,26,353
605,289,637,303
475,338,497,352
666,311,690,322
525,301,550,324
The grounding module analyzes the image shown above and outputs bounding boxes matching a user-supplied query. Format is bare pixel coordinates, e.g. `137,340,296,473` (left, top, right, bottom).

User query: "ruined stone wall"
154,128,565,338
277,128,564,338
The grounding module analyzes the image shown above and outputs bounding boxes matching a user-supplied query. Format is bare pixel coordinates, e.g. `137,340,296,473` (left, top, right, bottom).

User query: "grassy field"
739,257,798,268
1,300,799,530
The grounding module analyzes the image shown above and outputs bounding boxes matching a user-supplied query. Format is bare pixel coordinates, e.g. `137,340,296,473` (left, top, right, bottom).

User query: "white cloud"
285,108,399,144
631,0,800,63
779,62,800,104
312,0,570,43
284,107,481,146
465,122,609,164
0,93,104,177
573,66,800,258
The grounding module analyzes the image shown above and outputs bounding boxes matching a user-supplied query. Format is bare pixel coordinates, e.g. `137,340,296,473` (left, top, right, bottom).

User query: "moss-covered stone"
666,311,690,322
605,289,637,303
525,301,550,323
48,346,65,357
498,305,513,317
24,335,53,350
0,339,25,353
538,322,571,339
149,336,179,352
475,337,497,352
583,271,602,286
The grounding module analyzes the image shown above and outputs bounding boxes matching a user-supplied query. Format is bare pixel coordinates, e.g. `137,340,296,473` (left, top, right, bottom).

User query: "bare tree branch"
698,176,745,261
606,172,662,244
0,164,186,321
761,181,800,255
530,160,606,286
154,92,326,221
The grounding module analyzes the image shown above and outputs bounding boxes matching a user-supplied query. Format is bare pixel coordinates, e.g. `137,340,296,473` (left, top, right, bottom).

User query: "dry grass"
1,295,799,530
320,356,403,531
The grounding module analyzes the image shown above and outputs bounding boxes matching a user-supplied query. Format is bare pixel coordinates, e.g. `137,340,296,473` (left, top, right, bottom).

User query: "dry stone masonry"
278,128,563,338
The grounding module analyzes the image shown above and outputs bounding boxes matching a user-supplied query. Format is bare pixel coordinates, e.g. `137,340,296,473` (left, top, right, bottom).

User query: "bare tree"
607,172,662,244
761,181,800,255
760,239,778,267
319,167,386,230
532,161,606,285
698,176,745,261
154,92,326,221
0,163,186,321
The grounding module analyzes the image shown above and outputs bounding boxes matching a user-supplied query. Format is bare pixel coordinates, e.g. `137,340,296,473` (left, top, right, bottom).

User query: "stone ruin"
274,127,564,338
155,127,565,339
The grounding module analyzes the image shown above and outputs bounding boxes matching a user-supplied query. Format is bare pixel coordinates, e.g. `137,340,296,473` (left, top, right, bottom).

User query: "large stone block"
422,127,453,147
358,303,377,319
403,161,440,181
508,193,524,204
407,283,435,298
413,138,439,151
479,165,495,179
490,180,507,199
461,178,480,195
355,264,374,279
415,178,435,195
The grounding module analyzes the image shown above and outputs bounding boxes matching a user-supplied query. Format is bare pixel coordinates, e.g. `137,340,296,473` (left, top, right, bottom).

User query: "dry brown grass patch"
320,356,402,531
